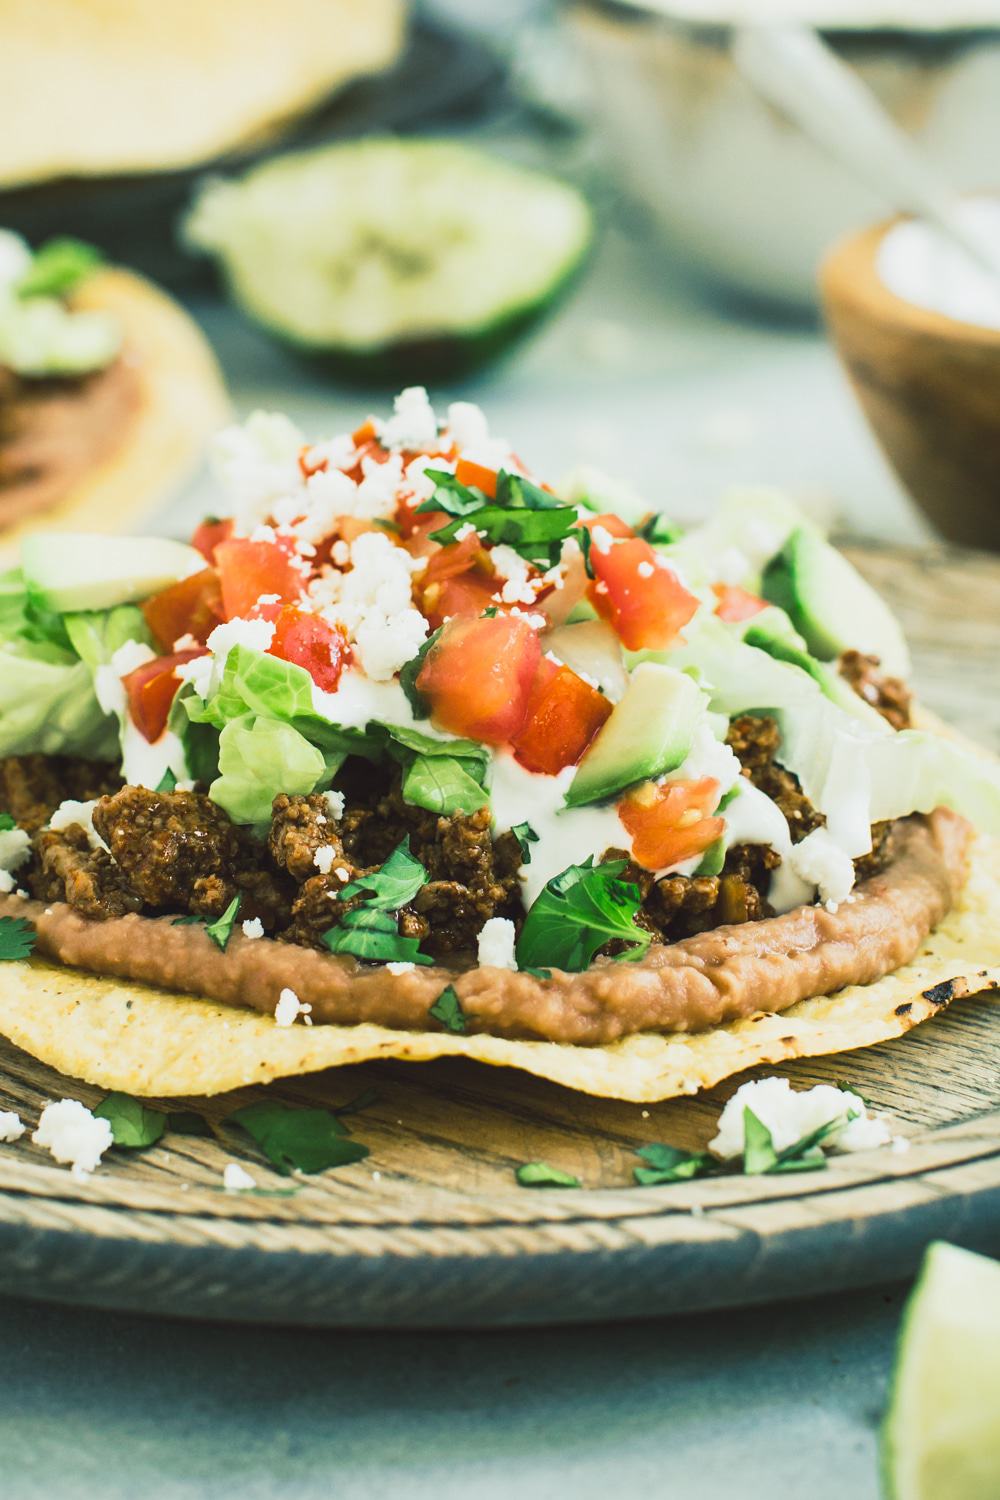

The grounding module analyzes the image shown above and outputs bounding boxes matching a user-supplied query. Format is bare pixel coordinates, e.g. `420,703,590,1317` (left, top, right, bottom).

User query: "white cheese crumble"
110,639,156,679
476,916,518,971
589,525,614,555
211,410,305,527
223,1162,257,1192
490,545,537,605
329,531,429,681
206,615,276,660
47,799,106,853
787,827,856,907
379,386,439,451
274,987,313,1028
0,824,31,893
324,790,346,820
241,917,264,940
314,845,336,875
446,401,490,451
33,1099,114,1177
709,1077,892,1160
386,961,416,975
0,1110,25,1142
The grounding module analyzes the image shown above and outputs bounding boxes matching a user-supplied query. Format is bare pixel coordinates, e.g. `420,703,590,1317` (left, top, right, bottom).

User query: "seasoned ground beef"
92,787,245,917
627,841,781,942
29,824,142,920
725,714,825,842
0,754,122,832
839,650,912,731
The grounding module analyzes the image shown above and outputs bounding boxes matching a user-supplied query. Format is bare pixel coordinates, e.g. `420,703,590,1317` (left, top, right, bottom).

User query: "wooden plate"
0,541,997,1329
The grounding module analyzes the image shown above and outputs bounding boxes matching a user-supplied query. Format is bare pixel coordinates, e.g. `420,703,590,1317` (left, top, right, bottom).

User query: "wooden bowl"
820,218,1000,550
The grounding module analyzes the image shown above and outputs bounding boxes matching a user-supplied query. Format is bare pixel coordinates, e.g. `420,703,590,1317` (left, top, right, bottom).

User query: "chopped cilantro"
16,237,101,299
522,967,552,980
172,915,203,927
337,838,428,909
633,1143,714,1186
494,470,565,512
205,894,242,951
429,984,467,1034
515,859,651,973
0,916,36,961
228,1101,369,1175
419,467,577,567
510,822,539,864
399,627,442,718
418,469,488,516
323,906,433,966
578,523,595,579
515,1161,581,1189
156,768,178,793
636,512,682,546
0,813,16,831
481,606,499,618
94,1092,167,1150
741,1107,846,1176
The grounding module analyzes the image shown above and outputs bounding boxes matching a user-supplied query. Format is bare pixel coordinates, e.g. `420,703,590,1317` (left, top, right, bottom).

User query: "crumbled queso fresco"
709,1077,893,1160
274,987,313,1027
32,1099,114,1177
477,917,518,971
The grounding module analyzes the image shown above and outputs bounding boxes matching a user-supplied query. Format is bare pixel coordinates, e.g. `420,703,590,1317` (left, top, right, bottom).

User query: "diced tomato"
577,511,635,542
215,538,303,620
712,582,768,623
511,660,613,775
352,418,378,447
619,777,724,872
298,444,328,479
587,537,699,651
123,650,205,744
142,568,224,651
454,456,498,500
191,516,234,565
416,614,542,744
415,531,498,628
269,606,348,693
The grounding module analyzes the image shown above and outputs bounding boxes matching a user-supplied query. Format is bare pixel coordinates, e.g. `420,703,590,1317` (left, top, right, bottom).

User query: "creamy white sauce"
121,722,188,790
488,752,628,908
878,198,1000,331
311,671,450,738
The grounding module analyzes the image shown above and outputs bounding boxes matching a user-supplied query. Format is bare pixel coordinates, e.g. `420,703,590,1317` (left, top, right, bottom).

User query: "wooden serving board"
0,541,997,1330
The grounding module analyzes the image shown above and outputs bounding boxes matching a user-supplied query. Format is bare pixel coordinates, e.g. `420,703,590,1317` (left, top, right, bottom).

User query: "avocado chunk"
22,533,205,614
762,526,910,678
743,619,887,728
565,663,705,808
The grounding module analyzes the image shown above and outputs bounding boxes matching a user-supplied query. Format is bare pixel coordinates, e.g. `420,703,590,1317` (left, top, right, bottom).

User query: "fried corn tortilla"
0,0,405,188
0,828,996,1105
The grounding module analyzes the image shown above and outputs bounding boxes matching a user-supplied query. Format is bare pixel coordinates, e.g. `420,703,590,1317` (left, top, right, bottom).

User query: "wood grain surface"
0,540,997,1329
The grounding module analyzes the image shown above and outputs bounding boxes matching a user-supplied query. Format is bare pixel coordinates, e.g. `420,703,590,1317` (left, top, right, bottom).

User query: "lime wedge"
882,1241,1000,1499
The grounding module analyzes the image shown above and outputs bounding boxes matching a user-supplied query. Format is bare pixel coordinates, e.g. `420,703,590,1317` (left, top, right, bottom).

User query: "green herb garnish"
205,894,242,951
741,1107,851,1176
336,838,428,909
399,626,442,719
633,1143,714,1186
0,917,36,961
0,813,16,831
94,1092,167,1150
402,755,488,816
429,984,468,1034
167,1110,212,1137
418,467,577,567
228,1101,369,1176
510,822,539,863
515,1161,581,1189
522,967,552,980
515,859,651,973
636,512,682,546
156,768,178,793
323,906,433,966
16,237,101,299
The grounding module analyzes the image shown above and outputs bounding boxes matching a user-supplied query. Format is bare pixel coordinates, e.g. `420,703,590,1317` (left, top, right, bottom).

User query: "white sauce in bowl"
877,198,1000,332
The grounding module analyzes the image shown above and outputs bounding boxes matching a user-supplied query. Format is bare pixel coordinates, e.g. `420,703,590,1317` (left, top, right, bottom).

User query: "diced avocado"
21,533,204,614
744,619,887,728
762,526,910,678
565,663,705,808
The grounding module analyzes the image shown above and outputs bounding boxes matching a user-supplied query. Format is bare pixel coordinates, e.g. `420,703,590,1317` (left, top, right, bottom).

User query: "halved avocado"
566,663,705,808
22,532,204,613
184,138,593,382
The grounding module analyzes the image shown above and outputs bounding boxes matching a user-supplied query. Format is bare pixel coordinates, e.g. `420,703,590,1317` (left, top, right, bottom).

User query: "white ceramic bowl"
568,2,1000,309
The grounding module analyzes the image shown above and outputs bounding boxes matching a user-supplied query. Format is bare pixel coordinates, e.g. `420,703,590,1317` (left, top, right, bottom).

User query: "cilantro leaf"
402,755,489,816
156,768,178,793
636,512,682,546
515,1161,581,1189
430,503,574,566
510,822,539,864
172,915,203,927
633,1143,714,1186
399,627,442,719
0,916,36,961
515,859,651,973
740,1107,841,1177
494,471,565,512
323,907,433,966
205,894,242,951
741,1107,778,1175
337,838,428,909
523,966,552,980
578,523,595,579
228,1101,369,1176
416,469,489,517
16,237,101,299
429,984,468,1034
0,813,16,831
94,1092,167,1150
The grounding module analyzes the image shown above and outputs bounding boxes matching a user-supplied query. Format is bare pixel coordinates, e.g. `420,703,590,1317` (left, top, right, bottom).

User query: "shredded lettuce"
209,716,327,824
63,605,154,675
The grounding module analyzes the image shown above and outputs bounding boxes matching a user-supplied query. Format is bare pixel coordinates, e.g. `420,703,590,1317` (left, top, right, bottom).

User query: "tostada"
0,387,997,1103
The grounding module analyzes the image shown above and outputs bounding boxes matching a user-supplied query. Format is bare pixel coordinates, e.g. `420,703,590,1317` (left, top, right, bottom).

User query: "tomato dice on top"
123,650,205,744
578,511,635,542
416,614,542,744
587,536,699,651
618,777,724,872
454,456,498,499
415,531,498,629
712,582,767,623
269,606,348,693
511,658,613,776
191,516,234,565
214,538,304,621
142,568,224,652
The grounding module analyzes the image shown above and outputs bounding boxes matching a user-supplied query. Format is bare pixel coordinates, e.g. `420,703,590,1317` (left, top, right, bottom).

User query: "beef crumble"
839,650,912,731
0,754,122,833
